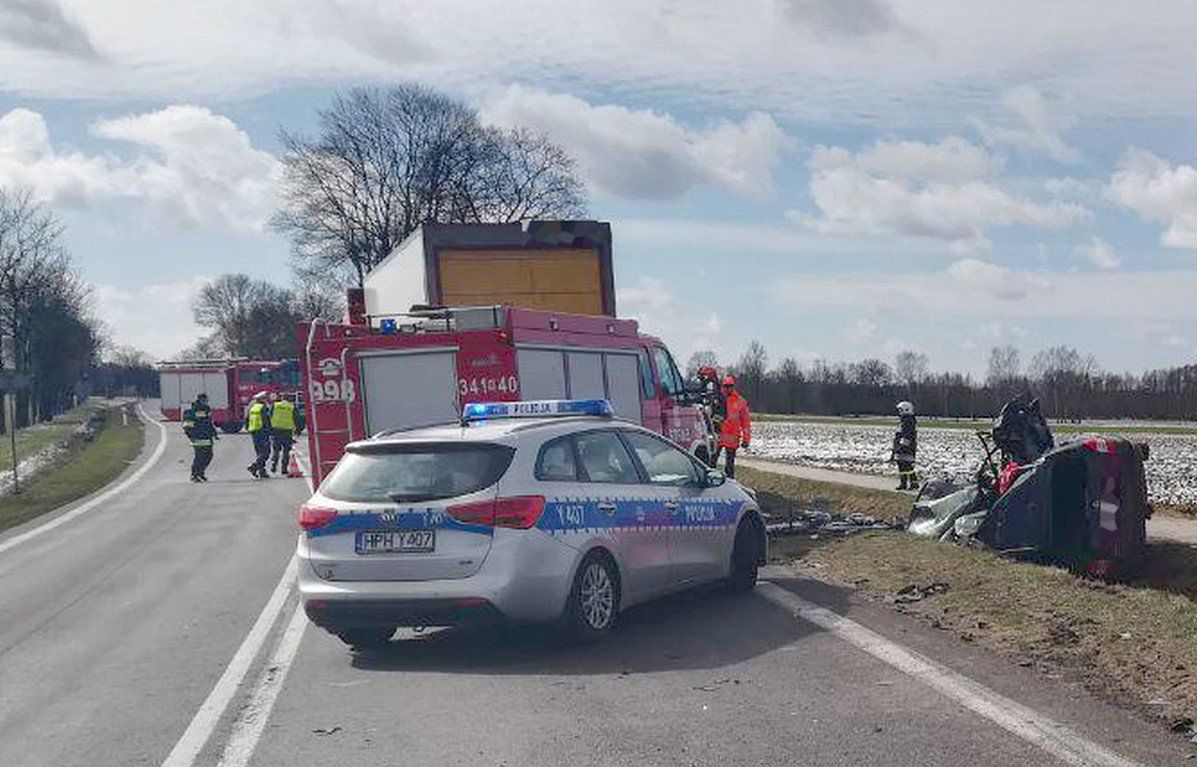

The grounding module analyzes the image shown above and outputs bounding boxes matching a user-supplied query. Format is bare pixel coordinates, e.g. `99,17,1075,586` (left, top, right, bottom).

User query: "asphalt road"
0,409,1191,766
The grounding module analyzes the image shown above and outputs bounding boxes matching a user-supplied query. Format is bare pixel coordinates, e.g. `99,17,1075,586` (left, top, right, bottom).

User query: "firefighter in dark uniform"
182,393,217,482
268,392,304,474
891,400,919,490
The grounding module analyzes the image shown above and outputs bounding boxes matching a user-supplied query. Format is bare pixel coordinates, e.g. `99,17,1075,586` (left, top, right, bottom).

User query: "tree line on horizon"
691,343,1197,421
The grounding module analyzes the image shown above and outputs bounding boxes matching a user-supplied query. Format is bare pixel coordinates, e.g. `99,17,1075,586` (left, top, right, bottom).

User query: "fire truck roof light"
461,399,614,424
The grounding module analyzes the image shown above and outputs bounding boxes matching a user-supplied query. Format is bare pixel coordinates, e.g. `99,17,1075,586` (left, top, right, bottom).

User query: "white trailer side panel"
604,352,643,424
159,372,181,410
516,348,567,400
359,350,459,434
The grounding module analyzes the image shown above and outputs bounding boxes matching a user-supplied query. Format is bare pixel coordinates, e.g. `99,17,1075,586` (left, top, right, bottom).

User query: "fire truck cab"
299,306,709,485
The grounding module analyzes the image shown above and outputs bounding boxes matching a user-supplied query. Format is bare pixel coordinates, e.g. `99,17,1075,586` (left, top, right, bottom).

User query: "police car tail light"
447,495,545,529
298,503,338,531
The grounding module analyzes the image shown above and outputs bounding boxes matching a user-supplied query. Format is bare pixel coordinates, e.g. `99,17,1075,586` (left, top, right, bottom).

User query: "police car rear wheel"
567,553,619,641
728,522,759,593
337,626,395,649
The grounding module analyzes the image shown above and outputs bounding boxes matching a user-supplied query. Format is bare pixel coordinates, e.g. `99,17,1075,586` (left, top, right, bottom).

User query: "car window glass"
623,430,700,486
321,444,514,502
536,437,579,481
652,347,683,396
575,430,640,484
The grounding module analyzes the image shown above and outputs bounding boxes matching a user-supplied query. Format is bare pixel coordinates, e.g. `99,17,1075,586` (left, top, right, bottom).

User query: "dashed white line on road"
160,451,314,767
756,581,1142,767
217,604,308,767
0,403,168,556
160,555,299,767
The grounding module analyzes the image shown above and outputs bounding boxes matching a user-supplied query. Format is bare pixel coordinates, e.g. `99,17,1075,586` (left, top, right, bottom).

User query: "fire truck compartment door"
604,352,643,425
159,372,181,410
359,350,460,434
202,371,229,409
516,348,567,399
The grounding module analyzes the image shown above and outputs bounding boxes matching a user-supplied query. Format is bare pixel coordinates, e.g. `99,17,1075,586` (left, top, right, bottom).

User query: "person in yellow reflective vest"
182,393,217,482
268,392,304,474
245,391,272,479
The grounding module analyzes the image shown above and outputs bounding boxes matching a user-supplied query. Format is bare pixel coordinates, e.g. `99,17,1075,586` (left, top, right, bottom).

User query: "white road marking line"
0,403,168,556
162,451,314,766
756,582,1142,767
217,604,308,767
161,555,298,767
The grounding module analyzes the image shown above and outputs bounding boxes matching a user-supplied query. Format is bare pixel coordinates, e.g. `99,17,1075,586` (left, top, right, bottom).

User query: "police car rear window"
321,443,514,503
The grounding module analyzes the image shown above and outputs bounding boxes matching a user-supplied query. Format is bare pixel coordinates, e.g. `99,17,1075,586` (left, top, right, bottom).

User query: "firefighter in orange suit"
717,375,751,479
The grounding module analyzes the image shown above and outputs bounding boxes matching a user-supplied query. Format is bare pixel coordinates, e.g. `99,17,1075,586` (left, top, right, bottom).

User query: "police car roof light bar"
461,398,614,424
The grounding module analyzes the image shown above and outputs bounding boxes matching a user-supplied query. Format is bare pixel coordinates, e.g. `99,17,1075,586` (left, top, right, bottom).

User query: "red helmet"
721,375,736,387
698,365,718,380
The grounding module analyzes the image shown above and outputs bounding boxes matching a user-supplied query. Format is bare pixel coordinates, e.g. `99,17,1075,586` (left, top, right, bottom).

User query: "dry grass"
745,469,1197,728
737,466,910,522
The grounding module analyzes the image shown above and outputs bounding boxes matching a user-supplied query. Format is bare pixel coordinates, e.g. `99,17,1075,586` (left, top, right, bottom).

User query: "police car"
297,399,767,650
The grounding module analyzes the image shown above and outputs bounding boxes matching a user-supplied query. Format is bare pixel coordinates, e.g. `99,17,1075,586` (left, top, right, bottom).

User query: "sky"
3,1,1197,377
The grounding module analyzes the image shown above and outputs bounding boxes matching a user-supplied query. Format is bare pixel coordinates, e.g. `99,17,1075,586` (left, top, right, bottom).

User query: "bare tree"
192,274,262,357
685,350,719,379
894,350,929,387
274,85,587,288
736,341,768,401
986,345,1021,386
0,188,98,423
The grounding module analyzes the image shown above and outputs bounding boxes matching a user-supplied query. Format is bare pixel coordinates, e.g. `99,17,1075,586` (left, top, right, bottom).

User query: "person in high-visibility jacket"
268,392,304,475
245,391,273,479
717,375,751,479
182,393,217,482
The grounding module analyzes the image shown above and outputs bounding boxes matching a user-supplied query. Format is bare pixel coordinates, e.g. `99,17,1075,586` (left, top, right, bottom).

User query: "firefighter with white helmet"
891,400,919,490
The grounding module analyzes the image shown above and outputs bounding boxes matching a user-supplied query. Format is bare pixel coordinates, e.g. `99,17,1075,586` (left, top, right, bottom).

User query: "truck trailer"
299,220,710,484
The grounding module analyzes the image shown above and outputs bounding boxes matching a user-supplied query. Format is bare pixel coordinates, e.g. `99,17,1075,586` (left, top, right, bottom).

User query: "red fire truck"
299,306,710,485
157,358,302,432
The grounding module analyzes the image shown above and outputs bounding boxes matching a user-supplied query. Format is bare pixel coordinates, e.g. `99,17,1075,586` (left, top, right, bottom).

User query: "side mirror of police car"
702,468,726,488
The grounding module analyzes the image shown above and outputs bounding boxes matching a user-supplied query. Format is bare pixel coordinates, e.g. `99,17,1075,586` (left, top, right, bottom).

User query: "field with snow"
751,419,1197,508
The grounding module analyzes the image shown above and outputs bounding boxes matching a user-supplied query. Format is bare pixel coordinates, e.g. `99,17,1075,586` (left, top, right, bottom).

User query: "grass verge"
0,402,92,473
0,403,145,533
737,465,910,522
745,468,1197,730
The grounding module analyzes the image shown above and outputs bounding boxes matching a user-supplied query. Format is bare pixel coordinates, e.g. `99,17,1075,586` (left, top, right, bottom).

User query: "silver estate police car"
297,399,767,650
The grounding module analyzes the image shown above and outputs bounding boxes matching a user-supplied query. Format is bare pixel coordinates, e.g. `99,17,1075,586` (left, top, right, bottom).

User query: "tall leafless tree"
273,85,587,289
0,187,98,424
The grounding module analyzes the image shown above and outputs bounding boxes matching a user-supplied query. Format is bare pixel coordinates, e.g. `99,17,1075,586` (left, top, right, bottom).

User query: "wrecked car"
908,396,1150,575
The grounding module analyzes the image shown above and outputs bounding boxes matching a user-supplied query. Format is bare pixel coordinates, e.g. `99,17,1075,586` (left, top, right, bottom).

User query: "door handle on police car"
597,502,616,515
664,500,679,513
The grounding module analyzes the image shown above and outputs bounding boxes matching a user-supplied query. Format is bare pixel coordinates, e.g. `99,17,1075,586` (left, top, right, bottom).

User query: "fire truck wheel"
219,421,242,434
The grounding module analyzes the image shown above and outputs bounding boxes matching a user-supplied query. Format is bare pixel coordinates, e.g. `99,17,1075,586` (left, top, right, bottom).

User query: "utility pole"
2,335,17,494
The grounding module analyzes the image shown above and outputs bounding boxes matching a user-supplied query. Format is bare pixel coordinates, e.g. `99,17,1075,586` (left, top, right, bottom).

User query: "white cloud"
843,316,877,343
619,277,725,359
777,0,908,39
794,138,1087,250
1108,149,1197,249
0,105,279,231
0,0,100,60
1080,237,1120,269
947,258,1053,300
973,85,1078,162
481,85,790,200
92,279,206,358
